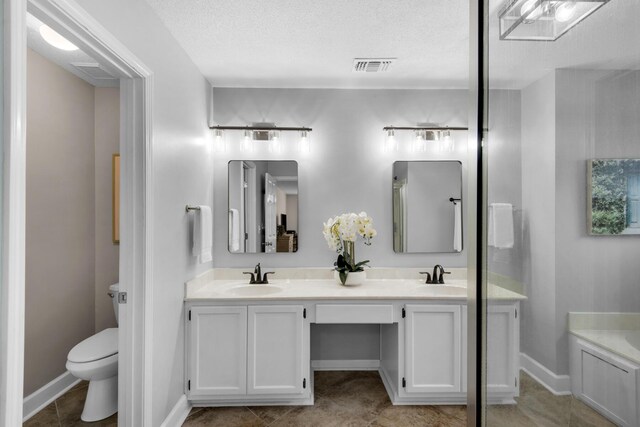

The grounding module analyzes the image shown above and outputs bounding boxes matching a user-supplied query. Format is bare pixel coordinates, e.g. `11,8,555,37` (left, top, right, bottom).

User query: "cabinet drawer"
315,304,394,324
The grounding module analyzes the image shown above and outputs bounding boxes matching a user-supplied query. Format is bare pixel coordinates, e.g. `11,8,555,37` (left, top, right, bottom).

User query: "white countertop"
184,276,526,302
571,329,640,365
568,312,640,365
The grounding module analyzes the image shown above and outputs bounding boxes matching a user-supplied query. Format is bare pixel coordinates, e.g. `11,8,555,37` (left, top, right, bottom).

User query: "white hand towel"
192,205,212,263
488,203,514,249
453,202,463,252
228,209,240,252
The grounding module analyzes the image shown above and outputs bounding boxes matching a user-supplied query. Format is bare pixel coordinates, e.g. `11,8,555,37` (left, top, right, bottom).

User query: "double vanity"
183,269,524,408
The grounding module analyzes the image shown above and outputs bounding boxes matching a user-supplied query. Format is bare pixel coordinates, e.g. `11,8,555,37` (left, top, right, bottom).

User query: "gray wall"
508,69,640,376
486,90,523,288
520,73,558,372
554,69,640,374
25,49,96,395
94,87,120,332
75,1,215,423
25,50,121,396
212,88,469,268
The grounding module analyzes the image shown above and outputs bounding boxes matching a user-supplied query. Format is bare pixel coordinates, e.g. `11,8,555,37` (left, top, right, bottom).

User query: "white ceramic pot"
334,270,366,286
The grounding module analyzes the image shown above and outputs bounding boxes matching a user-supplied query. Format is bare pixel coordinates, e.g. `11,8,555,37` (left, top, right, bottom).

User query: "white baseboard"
160,394,191,427
311,359,380,371
23,371,81,422
520,353,571,396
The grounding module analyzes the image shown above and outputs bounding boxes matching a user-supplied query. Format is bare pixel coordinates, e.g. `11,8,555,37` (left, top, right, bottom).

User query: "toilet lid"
68,328,118,363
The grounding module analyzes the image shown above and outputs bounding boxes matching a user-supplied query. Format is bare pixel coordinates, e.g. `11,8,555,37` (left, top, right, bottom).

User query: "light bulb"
214,129,226,152
384,129,398,153
268,131,281,153
298,130,310,153
39,25,79,51
439,130,454,152
413,130,427,153
555,1,577,22
520,0,543,20
241,129,253,152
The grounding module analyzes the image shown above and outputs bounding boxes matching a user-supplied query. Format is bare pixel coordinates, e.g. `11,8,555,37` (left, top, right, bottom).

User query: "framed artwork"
113,154,120,244
587,159,640,235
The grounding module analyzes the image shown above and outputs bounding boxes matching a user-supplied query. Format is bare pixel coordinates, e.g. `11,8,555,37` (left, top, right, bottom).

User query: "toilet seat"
68,328,118,363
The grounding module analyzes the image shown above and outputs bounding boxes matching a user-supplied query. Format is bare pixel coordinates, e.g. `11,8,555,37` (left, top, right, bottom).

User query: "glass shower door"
482,0,640,425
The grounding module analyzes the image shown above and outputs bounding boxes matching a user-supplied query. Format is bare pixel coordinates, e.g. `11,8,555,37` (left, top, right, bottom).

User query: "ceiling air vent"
71,62,116,81
352,58,396,73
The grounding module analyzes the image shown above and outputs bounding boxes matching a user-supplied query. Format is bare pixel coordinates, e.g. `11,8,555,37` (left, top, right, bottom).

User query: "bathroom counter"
568,312,640,365
184,275,526,301
184,269,523,407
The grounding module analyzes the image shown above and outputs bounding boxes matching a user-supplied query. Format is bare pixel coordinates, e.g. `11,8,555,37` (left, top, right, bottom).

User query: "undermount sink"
414,285,467,297
225,284,283,296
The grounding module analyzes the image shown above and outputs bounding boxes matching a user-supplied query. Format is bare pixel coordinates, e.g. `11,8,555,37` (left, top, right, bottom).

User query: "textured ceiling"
27,13,119,88
144,0,470,89
144,0,639,89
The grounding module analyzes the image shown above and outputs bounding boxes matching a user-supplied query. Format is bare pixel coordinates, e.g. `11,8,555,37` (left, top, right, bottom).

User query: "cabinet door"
188,306,247,397
487,305,518,394
405,304,461,393
248,305,305,395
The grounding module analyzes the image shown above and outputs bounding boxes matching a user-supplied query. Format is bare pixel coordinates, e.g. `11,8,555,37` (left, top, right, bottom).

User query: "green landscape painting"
588,159,640,235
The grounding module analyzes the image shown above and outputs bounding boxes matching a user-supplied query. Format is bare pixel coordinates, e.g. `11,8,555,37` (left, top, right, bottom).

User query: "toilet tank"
109,283,119,325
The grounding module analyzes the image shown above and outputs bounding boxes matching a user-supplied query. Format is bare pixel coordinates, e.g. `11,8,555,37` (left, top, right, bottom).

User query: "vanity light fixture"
439,130,455,152
213,129,226,152
209,125,312,153
383,126,467,153
268,131,281,153
499,0,611,41
39,24,79,51
241,129,253,152
383,129,398,153
413,130,428,153
298,130,311,153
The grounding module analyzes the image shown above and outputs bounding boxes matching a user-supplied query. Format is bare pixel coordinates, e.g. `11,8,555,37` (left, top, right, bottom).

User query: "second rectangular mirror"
393,161,463,253
228,160,298,253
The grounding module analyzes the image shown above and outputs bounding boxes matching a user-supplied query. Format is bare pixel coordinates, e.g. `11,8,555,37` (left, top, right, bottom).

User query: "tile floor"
24,371,615,426
183,371,616,427
23,381,117,427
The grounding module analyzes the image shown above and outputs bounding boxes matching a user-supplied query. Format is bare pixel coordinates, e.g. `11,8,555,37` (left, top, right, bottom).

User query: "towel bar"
185,205,201,212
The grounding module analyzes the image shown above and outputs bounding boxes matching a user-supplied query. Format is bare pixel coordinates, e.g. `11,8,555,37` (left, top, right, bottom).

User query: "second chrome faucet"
243,263,275,284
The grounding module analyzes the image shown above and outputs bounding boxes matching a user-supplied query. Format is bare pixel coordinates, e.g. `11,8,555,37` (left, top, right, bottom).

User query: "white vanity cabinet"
247,305,306,395
184,281,523,408
404,305,462,394
487,304,519,398
187,306,247,397
186,304,311,405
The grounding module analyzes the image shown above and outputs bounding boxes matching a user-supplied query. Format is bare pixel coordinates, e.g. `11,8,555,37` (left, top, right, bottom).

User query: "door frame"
1,0,154,425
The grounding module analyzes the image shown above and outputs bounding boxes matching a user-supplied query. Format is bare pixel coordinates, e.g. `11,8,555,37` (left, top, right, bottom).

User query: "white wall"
74,1,214,424
212,88,469,268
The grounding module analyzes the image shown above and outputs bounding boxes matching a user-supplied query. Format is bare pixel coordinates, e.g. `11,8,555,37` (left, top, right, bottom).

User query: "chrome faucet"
420,265,450,284
243,263,275,284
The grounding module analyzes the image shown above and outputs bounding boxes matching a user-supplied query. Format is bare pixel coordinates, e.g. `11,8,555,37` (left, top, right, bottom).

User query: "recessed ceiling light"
39,25,78,51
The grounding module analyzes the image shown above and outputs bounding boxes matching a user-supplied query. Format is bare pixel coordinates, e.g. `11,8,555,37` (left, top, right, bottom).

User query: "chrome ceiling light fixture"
499,0,611,41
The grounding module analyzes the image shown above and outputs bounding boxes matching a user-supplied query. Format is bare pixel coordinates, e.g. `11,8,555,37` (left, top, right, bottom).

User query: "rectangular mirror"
393,161,463,253
228,160,298,253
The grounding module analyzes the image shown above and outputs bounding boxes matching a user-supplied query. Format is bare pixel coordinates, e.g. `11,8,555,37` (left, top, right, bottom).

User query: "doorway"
1,0,152,425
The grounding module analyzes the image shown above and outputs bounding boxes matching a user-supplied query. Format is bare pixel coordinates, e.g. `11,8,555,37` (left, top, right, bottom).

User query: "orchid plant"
323,212,377,284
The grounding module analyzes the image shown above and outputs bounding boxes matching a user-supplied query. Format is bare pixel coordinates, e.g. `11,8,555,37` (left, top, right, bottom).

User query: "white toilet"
66,283,119,422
